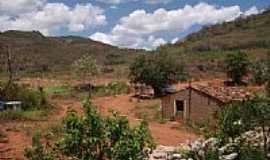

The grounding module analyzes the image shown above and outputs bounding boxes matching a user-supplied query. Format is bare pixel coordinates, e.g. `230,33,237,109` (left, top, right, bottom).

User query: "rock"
222,153,238,160
172,153,182,159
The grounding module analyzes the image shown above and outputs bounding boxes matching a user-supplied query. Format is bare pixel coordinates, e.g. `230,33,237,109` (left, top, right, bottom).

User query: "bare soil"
93,94,198,145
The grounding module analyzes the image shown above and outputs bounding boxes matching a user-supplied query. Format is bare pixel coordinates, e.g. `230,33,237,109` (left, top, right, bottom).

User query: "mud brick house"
161,83,253,124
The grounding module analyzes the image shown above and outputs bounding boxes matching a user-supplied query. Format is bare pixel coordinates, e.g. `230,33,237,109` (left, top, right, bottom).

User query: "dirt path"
93,94,198,146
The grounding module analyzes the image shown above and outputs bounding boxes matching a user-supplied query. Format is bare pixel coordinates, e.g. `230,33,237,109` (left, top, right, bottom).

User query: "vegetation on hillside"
170,9,270,52
0,31,145,73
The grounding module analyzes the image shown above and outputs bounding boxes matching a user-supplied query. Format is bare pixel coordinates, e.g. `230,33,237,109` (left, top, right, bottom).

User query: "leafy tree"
73,54,101,96
225,51,250,85
129,52,187,96
25,99,155,160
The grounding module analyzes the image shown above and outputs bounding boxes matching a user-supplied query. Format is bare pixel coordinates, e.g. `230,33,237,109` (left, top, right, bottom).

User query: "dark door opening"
175,100,184,112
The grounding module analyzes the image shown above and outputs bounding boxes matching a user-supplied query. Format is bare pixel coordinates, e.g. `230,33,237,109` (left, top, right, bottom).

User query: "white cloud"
97,0,172,5
0,0,46,16
146,0,172,4
0,2,106,35
244,6,259,16
97,0,138,4
171,38,179,44
90,3,243,49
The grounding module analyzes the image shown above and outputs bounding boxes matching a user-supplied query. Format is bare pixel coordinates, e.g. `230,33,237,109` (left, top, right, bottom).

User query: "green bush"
0,83,48,110
25,99,155,160
238,145,265,160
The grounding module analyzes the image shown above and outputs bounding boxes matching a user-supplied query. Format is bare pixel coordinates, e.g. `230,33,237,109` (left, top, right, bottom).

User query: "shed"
161,83,253,125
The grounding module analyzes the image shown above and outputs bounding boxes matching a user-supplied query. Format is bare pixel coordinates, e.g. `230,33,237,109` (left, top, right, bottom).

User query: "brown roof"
172,79,262,104
190,84,253,103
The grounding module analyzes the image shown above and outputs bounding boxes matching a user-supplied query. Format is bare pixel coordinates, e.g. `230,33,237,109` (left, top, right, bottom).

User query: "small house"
161,83,253,124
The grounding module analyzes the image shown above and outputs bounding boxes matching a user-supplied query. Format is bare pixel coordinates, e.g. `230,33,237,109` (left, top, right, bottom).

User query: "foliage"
218,96,270,158
0,83,48,110
129,52,188,96
251,59,270,85
72,54,101,83
238,145,265,160
25,133,55,160
25,99,155,160
225,51,250,85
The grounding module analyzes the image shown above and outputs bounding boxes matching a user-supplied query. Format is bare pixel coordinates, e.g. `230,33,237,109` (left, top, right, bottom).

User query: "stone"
172,153,182,159
222,153,238,160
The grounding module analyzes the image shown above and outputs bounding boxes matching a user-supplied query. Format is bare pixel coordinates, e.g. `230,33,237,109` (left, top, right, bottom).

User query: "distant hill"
162,9,270,53
0,30,143,73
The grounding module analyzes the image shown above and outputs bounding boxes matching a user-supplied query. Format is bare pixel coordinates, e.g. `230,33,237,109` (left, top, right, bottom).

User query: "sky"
0,0,269,50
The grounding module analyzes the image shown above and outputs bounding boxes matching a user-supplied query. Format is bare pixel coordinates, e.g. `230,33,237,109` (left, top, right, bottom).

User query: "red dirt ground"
93,94,198,146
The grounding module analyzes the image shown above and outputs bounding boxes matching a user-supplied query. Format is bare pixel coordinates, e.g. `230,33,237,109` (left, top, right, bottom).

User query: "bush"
0,83,48,110
251,60,270,85
25,99,155,160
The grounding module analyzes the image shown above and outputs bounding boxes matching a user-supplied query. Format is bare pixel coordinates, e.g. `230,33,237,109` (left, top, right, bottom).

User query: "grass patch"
92,83,130,97
45,82,130,98
133,104,165,123
45,85,74,95
0,109,49,121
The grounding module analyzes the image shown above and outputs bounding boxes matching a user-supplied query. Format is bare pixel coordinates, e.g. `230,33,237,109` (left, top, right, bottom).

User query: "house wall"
161,89,221,124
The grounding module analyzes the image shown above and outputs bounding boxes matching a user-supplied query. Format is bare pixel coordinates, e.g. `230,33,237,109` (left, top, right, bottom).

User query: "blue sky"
0,0,269,49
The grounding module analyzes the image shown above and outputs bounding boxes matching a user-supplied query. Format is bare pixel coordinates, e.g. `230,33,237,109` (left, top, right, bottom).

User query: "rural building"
161,83,253,124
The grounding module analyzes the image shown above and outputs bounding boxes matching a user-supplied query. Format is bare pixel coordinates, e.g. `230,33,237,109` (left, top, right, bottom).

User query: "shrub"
0,83,48,110
25,99,155,160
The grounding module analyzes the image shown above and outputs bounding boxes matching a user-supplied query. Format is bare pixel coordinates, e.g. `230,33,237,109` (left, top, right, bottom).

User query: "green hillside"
160,9,270,54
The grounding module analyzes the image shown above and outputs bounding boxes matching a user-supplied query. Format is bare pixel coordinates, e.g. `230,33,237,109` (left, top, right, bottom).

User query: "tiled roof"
173,79,259,103
191,84,253,103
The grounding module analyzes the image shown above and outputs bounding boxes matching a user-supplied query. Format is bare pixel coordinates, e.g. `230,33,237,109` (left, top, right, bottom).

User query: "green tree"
129,52,187,96
225,51,250,85
25,99,155,160
73,54,100,96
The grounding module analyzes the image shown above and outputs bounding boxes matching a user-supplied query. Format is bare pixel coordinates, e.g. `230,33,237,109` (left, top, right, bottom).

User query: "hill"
156,10,270,79
160,9,270,53
0,30,143,73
